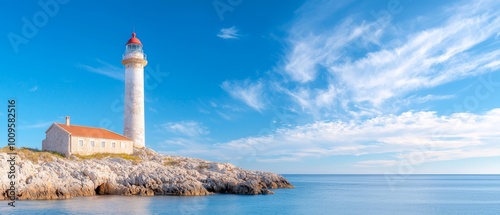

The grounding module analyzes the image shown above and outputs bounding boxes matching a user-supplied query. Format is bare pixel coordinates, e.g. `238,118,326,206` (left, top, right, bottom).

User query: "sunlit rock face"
0,148,293,200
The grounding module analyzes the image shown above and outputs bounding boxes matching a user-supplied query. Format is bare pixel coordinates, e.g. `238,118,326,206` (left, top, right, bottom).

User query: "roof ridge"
56,123,103,129
55,123,132,141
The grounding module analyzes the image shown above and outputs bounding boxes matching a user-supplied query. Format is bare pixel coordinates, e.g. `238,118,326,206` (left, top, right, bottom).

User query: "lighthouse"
122,32,147,148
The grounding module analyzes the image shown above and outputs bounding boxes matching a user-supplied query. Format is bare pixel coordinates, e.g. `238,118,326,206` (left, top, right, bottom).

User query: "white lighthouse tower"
122,32,147,148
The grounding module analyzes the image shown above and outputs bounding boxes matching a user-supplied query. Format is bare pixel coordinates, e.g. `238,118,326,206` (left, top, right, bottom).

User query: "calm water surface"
1,175,500,214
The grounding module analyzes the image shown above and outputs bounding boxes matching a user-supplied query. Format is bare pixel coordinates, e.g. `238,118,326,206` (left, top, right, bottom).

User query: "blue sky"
2,0,500,174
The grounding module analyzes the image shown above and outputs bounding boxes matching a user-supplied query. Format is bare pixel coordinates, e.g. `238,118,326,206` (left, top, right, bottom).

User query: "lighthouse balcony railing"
123,52,147,60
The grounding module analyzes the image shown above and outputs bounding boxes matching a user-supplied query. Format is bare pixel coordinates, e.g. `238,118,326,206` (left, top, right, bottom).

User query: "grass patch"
0,146,12,152
198,163,209,169
0,147,141,164
162,157,179,166
0,147,65,163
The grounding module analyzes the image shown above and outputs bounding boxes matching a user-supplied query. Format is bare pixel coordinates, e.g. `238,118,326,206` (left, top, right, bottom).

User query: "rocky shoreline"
0,148,293,200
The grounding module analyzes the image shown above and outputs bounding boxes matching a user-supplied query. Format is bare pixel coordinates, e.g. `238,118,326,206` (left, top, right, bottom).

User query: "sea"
1,174,500,215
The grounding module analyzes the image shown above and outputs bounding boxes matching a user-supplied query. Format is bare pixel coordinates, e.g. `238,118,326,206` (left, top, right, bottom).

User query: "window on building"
78,139,84,147
101,141,105,147
112,142,116,148
90,140,95,147
120,142,125,148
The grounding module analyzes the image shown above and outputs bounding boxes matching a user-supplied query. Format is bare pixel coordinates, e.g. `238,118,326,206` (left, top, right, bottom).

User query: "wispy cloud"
415,94,455,103
77,59,123,81
221,79,266,112
148,107,158,114
29,85,38,92
217,26,241,39
215,108,500,166
157,121,209,137
331,13,500,106
356,160,398,167
284,18,385,83
19,121,53,129
279,0,500,116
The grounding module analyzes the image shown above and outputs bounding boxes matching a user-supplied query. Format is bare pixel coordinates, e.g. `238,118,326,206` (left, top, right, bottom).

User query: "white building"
42,117,133,156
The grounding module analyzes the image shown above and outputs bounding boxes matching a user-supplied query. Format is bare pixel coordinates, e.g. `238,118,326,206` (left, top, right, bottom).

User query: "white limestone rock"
0,148,293,200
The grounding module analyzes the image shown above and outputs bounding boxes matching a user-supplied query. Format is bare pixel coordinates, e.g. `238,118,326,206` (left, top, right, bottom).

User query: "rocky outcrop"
0,148,293,200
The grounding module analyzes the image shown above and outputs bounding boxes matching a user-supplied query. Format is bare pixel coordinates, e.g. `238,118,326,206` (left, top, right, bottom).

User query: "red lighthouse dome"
126,32,142,45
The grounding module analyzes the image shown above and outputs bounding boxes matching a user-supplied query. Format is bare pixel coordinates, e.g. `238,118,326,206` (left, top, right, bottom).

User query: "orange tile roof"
53,123,132,141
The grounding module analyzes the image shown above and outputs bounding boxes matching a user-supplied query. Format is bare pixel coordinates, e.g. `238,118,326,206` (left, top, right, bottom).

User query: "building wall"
42,124,70,156
69,136,133,155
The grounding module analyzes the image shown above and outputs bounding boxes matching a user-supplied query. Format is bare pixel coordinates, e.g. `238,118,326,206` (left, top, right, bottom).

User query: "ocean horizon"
2,174,500,214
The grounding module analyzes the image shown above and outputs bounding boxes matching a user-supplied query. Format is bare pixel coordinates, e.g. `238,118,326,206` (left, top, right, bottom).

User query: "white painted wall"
42,124,70,156
123,59,146,148
69,137,133,155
